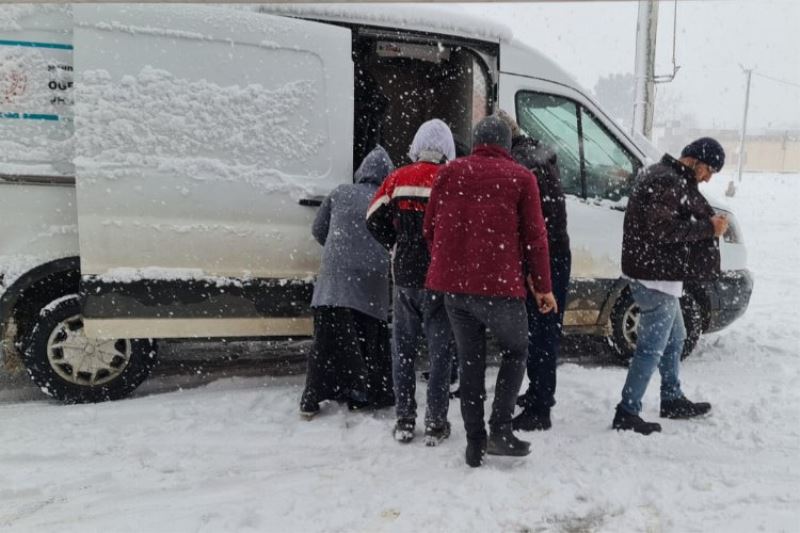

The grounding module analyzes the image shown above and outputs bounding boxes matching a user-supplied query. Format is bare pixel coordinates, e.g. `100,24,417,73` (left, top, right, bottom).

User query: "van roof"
259,5,581,90
257,4,513,44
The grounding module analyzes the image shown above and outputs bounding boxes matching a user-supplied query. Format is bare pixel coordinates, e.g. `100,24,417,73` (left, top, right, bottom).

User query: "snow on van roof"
258,4,512,43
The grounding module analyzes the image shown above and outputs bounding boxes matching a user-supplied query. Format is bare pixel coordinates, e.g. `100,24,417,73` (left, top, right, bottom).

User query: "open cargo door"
72,5,353,338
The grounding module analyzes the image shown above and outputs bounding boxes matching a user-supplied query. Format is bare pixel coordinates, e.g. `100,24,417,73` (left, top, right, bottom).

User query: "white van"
0,4,752,402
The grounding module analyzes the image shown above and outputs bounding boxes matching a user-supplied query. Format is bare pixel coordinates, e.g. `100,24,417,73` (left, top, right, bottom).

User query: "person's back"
367,118,455,289
425,144,551,299
313,147,394,318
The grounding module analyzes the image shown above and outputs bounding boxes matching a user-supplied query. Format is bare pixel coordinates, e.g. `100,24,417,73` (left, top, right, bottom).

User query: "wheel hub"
46,314,131,386
622,304,640,347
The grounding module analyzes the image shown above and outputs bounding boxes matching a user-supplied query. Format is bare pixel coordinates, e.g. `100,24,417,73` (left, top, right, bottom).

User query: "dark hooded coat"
311,146,394,320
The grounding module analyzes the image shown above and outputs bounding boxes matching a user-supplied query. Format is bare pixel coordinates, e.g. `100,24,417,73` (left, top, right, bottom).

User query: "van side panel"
72,5,353,338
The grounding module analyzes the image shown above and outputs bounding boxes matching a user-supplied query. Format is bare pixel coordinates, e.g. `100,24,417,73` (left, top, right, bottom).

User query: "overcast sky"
456,0,799,132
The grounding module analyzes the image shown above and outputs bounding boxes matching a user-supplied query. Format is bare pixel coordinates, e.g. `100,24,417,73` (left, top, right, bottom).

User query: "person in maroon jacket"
424,116,557,467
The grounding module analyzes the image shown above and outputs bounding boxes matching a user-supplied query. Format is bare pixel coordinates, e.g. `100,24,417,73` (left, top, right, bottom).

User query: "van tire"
23,294,157,403
609,290,703,364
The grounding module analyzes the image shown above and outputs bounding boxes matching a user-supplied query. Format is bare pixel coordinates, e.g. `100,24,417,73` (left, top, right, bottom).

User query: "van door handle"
299,196,324,207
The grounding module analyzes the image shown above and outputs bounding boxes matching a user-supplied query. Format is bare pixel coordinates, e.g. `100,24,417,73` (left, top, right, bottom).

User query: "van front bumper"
697,269,754,333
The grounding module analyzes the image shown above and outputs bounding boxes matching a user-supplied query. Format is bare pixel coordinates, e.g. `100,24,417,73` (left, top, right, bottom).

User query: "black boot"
300,391,320,420
660,396,712,419
423,421,451,447
465,435,487,467
612,406,661,435
392,418,416,443
512,407,552,431
487,431,531,457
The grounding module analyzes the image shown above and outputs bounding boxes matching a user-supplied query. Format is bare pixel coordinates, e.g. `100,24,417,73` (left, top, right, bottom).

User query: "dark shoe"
346,389,371,411
487,431,531,457
423,421,451,447
660,396,712,419
465,436,487,467
512,408,552,432
300,395,320,420
393,418,416,443
347,398,372,411
612,406,662,435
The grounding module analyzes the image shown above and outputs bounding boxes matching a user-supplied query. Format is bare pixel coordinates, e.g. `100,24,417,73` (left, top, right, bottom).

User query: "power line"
753,71,800,90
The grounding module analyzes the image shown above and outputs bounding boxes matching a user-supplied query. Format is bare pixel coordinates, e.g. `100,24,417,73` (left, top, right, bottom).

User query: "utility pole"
736,67,753,182
632,0,659,139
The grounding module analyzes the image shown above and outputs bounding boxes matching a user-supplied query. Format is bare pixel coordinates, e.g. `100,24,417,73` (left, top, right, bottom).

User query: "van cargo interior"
353,36,494,169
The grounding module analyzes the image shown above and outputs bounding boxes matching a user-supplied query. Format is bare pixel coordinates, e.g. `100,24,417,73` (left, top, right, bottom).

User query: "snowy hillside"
1,173,798,532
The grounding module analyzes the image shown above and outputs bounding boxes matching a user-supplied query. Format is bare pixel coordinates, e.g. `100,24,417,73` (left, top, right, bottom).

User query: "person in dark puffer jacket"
613,137,729,435
300,145,396,419
497,110,571,432
366,119,457,446
424,116,557,467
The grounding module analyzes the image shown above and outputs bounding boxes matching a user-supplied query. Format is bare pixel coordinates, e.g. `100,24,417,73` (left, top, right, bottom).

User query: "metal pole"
736,68,753,182
632,0,659,139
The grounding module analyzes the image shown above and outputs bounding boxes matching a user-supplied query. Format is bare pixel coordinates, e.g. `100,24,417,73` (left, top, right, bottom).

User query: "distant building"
654,126,800,174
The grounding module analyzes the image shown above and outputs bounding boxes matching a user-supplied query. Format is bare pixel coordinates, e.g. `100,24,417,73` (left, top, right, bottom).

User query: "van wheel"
609,290,703,364
23,294,157,403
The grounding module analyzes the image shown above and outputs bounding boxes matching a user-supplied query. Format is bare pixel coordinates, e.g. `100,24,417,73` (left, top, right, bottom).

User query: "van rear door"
72,5,353,339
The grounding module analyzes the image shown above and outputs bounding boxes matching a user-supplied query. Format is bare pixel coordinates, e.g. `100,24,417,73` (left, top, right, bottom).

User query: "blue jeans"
392,286,454,426
619,281,685,415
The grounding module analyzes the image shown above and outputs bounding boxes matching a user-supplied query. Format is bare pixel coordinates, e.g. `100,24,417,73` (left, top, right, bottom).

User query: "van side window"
580,107,638,201
515,92,582,195
515,91,640,200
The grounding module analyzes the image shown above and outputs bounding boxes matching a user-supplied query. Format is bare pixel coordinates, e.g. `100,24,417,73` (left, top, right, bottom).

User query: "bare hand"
534,290,558,314
711,214,729,237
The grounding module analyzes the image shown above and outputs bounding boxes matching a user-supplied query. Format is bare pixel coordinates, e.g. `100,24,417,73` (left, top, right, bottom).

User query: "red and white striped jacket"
366,161,444,288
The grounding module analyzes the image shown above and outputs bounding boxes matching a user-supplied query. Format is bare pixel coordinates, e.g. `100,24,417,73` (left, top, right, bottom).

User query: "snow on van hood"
259,4,512,43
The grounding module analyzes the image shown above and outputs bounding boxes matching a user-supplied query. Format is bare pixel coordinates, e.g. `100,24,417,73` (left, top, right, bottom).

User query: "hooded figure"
366,119,458,446
301,146,396,417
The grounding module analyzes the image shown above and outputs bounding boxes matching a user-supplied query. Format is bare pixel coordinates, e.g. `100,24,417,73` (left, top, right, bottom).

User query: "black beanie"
473,116,512,151
680,137,725,172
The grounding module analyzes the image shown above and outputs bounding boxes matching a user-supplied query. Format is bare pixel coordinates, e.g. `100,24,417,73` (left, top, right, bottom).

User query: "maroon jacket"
423,144,552,298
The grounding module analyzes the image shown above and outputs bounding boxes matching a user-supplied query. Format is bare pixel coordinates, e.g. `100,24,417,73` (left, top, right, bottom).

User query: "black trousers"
444,294,529,441
302,306,393,404
520,251,572,411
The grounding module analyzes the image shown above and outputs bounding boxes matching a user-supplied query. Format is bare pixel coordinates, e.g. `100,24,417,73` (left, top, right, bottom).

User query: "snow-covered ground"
1,173,798,532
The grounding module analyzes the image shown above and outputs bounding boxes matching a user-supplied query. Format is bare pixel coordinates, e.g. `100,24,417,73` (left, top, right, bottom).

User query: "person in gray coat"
300,146,396,418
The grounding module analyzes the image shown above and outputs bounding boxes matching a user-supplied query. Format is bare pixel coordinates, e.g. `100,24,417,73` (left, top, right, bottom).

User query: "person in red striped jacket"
366,118,457,447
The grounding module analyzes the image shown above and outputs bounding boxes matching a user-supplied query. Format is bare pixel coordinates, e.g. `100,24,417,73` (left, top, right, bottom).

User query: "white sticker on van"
0,39,73,122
